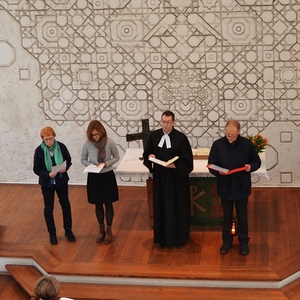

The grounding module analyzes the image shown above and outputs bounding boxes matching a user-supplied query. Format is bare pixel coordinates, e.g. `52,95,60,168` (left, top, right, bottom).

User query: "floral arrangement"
248,134,269,153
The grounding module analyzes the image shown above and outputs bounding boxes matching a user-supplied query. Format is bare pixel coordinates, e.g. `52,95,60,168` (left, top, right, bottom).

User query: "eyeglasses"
43,136,54,142
91,133,100,137
161,120,173,125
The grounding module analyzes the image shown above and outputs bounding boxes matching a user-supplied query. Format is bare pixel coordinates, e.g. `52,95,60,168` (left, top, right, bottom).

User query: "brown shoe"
104,226,112,244
96,224,105,243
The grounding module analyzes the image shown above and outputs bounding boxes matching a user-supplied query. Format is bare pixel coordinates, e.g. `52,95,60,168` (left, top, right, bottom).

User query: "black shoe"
50,235,58,245
175,244,184,249
157,241,166,249
65,231,76,242
220,243,232,254
240,244,249,256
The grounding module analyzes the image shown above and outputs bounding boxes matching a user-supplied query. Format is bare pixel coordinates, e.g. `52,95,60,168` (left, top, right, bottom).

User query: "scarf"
93,136,107,163
40,140,64,172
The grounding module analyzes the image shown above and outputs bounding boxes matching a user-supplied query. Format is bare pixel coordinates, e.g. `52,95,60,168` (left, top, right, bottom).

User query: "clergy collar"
158,131,172,148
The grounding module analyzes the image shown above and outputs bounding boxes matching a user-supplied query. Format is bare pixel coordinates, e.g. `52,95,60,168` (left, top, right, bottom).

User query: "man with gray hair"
208,120,261,255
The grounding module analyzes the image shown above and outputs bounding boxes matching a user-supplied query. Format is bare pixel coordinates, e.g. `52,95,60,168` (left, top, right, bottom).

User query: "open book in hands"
83,164,104,174
149,156,179,167
207,164,248,174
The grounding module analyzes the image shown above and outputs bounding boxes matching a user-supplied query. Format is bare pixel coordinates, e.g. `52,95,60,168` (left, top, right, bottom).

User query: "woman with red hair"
33,126,76,245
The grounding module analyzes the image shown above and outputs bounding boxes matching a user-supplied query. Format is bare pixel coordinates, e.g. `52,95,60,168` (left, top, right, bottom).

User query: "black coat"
33,141,72,187
208,135,261,200
143,128,193,247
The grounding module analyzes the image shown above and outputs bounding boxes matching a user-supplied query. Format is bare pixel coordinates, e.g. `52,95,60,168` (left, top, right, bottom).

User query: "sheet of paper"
51,161,66,173
83,164,104,174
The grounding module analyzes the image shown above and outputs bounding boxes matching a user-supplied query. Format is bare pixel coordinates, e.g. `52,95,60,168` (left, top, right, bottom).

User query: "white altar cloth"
116,148,268,179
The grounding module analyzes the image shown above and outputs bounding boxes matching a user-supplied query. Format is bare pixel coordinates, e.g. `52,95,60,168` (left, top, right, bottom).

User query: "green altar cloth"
189,177,223,227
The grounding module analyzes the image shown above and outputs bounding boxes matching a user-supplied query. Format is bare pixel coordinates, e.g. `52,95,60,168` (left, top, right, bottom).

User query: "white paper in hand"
83,164,104,174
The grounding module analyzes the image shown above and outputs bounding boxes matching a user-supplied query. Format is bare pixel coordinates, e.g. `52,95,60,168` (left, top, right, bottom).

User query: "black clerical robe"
143,128,193,248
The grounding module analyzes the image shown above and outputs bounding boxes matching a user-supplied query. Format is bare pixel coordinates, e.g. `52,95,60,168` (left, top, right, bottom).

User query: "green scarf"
40,140,64,172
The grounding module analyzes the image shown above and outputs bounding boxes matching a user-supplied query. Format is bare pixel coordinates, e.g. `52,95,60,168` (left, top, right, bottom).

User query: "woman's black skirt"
87,170,119,204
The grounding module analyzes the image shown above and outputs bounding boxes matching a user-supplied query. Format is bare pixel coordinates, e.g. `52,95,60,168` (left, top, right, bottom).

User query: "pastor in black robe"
143,127,193,248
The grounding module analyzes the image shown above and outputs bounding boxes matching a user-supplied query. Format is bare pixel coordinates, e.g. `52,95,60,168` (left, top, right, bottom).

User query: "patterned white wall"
0,0,299,186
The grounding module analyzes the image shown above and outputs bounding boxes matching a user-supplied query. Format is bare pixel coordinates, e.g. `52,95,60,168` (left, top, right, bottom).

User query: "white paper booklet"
51,161,66,173
83,164,104,174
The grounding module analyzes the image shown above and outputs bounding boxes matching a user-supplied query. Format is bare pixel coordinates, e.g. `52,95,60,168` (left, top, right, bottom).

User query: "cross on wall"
126,119,151,149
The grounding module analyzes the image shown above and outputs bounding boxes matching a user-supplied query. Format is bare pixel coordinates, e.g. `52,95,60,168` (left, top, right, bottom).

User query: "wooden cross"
126,119,151,149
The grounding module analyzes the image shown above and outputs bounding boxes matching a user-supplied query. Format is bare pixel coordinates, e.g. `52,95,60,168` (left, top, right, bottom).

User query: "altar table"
116,148,268,227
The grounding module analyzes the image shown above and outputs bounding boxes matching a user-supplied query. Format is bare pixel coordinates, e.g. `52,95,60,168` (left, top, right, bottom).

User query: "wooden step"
6,264,115,300
6,264,42,299
5,264,289,300
281,277,300,300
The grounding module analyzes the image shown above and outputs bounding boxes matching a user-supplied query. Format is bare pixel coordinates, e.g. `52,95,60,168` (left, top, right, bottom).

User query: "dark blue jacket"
208,135,261,200
33,141,71,187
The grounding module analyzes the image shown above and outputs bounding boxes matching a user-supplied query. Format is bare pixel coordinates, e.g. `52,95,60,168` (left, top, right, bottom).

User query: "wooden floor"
1,183,300,299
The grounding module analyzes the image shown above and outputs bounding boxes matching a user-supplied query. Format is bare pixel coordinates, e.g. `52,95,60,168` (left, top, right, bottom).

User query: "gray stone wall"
0,1,299,186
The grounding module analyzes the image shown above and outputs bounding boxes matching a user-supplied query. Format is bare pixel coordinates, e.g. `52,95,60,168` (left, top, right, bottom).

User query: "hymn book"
83,164,105,174
207,164,248,174
149,156,179,167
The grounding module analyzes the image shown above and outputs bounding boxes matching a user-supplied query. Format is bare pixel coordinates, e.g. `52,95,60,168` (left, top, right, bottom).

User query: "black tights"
95,203,114,226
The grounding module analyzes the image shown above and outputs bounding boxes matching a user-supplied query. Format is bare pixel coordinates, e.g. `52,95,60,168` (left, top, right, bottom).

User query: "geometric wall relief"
1,1,297,131
280,131,292,143
19,68,30,80
280,131,292,184
1,0,300,185
0,40,16,67
281,172,292,184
